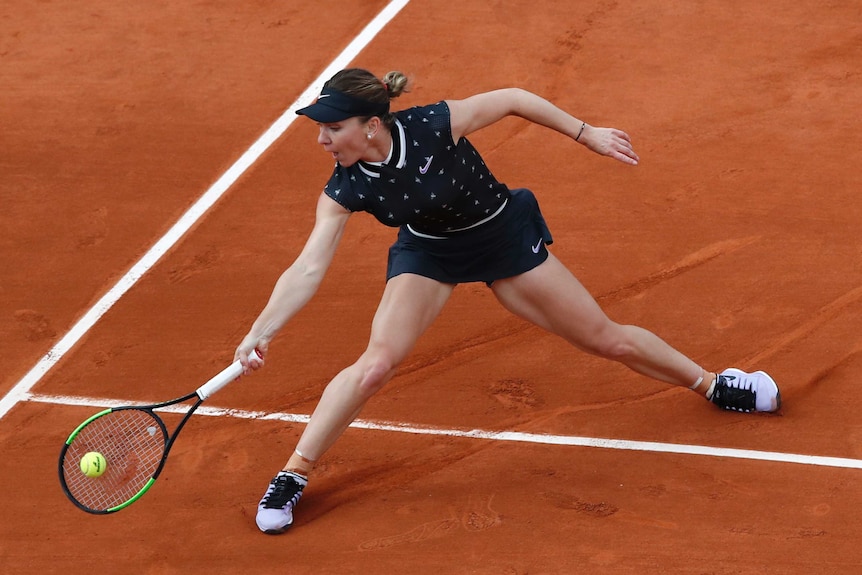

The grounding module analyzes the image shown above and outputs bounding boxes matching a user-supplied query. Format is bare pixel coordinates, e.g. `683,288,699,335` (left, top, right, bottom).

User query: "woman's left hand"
579,125,640,166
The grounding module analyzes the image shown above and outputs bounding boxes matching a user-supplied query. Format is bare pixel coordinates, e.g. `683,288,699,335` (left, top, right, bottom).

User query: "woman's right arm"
235,192,351,371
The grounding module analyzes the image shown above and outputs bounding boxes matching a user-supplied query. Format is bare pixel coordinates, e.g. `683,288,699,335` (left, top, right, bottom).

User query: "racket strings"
61,409,167,511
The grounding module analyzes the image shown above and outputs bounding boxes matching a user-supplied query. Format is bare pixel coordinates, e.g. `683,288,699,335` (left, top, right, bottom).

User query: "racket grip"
196,349,262,400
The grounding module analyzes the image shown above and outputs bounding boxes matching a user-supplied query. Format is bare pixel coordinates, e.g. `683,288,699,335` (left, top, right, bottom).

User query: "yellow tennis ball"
80,451,107,478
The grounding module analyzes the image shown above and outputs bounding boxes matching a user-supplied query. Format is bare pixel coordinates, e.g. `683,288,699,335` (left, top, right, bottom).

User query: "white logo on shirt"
419,156,434,174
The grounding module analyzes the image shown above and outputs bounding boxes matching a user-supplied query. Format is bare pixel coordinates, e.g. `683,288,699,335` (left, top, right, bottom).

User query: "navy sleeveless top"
322,101,511,235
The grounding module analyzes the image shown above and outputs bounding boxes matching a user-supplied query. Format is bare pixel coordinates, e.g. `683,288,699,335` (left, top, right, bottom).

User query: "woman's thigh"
366,273,455,364
490,252,617,350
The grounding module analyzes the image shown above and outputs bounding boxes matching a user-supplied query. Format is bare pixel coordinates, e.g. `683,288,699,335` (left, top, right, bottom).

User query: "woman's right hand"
235,337,268,375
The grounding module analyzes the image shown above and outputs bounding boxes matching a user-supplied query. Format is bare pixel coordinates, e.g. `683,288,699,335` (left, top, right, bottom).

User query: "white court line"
28,392,862,470
0,0,411,421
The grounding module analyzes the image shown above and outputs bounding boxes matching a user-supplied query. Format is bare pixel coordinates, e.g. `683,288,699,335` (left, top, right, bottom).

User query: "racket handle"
196,349,262,400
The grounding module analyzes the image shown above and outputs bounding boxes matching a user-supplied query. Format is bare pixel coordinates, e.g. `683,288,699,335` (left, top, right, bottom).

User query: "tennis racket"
58,349,261,514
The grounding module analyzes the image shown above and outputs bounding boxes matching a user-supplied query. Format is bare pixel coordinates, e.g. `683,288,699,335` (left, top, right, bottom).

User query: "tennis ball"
80,451,107,478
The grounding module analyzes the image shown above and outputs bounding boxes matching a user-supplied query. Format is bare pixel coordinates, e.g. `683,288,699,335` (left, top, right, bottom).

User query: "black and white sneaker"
256,471,307,534
710,368,781,413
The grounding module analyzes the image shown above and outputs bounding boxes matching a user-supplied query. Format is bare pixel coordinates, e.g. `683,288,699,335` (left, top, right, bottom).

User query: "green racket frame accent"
64,409,111,444
107,478,157,512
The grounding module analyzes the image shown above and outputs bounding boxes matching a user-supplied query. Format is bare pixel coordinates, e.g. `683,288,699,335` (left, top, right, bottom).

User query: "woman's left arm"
446,88,639,166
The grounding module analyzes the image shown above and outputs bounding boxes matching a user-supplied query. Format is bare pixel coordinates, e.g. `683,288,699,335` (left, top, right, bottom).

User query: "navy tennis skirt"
386,188,554,285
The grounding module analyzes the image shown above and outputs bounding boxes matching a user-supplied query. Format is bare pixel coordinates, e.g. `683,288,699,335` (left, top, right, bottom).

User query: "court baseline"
29,392,862,471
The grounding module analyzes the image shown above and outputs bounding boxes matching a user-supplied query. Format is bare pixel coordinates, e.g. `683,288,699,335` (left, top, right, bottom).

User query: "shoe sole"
258,523,292,535
256,513,294,535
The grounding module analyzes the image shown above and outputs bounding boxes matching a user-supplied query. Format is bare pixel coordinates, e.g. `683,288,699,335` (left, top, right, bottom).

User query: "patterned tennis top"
322,101,511,235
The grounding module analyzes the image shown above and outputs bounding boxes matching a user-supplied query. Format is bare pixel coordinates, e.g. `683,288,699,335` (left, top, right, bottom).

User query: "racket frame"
58,350,259,514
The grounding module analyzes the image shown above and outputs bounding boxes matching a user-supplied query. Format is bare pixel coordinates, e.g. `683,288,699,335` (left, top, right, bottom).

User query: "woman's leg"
490,252,706,388
290,273,455,466
256,274,454,533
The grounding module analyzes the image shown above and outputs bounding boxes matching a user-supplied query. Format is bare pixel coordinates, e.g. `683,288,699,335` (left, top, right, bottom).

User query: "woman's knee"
353,351,398,396
577,323,636,361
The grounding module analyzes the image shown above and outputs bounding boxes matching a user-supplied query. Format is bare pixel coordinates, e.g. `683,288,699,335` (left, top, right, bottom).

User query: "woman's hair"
324,68,410,128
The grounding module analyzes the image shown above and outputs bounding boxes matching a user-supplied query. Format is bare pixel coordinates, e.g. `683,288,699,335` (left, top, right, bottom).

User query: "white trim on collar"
357,119,406,179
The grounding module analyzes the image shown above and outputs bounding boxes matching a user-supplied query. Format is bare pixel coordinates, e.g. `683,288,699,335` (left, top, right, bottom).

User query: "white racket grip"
196,349,262,400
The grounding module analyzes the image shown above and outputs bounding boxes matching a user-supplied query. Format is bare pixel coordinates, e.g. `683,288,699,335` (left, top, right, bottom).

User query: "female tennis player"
235,68,781,534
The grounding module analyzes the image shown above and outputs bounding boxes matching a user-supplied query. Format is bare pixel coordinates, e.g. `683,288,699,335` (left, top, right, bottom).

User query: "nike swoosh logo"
419,156,433,174
531,239,543,253
317,94,330,98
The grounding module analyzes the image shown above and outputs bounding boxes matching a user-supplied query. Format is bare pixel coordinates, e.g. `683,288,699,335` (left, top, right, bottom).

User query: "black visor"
296,87,390,123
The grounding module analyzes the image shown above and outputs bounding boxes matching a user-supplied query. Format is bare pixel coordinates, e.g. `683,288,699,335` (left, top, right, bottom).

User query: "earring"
367,133,373,140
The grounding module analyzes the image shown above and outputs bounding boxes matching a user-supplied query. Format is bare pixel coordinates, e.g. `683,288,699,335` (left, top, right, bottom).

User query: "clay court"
2,1,861,573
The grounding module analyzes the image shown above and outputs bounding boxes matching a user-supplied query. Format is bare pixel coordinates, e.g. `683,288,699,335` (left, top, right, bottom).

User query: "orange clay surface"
2,1,862,573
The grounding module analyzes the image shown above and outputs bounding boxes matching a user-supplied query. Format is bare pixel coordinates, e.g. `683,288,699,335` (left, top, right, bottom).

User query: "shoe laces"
711,375,756,412
261,473,305,510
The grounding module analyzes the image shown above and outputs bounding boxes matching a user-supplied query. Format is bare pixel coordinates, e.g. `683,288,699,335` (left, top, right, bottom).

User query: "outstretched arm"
446,88,639,165
235,192,351,371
